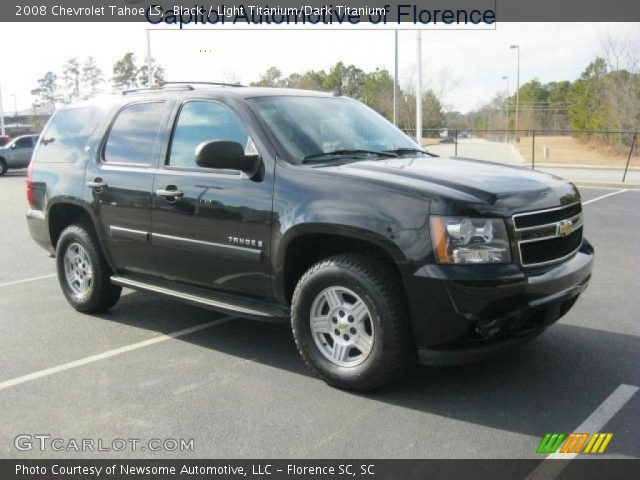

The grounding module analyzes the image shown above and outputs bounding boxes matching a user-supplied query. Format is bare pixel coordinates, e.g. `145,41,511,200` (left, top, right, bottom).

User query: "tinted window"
15,137,33,149
104,102,164,165
169,101,249,168
34,107,103,163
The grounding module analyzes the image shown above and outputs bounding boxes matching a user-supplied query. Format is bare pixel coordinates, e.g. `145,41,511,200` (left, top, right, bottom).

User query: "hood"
329,156,580,216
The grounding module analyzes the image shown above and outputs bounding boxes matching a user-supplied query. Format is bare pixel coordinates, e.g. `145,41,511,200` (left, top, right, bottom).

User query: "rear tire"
56,224,121,313
291,254,413,391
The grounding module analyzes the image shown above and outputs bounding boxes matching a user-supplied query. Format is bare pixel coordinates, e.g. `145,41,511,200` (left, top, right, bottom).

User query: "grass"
510,135,638,167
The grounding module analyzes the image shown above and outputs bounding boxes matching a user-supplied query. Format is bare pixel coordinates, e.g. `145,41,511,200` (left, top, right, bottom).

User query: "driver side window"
168,101,249,169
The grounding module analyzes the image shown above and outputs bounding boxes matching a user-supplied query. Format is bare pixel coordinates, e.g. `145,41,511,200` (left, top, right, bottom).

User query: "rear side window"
15,137,34,148
168,101,249,168
34,107,102,163
104,102,165,165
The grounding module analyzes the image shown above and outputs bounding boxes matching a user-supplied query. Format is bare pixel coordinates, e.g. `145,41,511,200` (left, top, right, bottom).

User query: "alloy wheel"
310,286,375,367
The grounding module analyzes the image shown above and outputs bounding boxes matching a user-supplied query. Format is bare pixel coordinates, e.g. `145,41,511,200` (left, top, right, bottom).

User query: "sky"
0,22,639,114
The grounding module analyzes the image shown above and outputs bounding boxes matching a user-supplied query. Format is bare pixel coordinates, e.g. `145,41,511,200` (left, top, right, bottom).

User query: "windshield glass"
249,96,421,163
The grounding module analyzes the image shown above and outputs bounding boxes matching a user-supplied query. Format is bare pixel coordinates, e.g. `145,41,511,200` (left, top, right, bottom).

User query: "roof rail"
121,85,194,95
119,81,245,96
162,81,245,88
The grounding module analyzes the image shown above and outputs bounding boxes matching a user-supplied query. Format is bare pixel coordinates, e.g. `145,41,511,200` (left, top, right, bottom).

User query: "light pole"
393,30,398,126
416,30,422,145
10,94,17,134
146,30,153,87
0,82,5,136
510,45,520,140
502,75,509,142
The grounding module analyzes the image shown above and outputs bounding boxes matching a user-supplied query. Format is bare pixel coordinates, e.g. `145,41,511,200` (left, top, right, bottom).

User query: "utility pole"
0,82,5,136
11,94,17,133
510,45,520,140
393,30,398,126
416,30,422,145
33,104,38,132
502,75,509,142
146,30,153,87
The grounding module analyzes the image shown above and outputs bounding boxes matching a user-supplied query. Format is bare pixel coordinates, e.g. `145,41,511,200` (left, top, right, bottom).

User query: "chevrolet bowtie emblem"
558,220,573,237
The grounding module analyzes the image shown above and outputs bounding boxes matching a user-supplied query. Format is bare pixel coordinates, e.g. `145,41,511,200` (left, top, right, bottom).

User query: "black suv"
27,84,593,390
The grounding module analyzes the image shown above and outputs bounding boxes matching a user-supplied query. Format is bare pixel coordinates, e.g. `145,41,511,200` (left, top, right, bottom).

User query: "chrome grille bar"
512,202,584,267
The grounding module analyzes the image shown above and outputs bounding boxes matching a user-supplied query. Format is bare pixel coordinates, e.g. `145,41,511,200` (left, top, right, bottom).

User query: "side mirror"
10,143,17,149
195,140,260,175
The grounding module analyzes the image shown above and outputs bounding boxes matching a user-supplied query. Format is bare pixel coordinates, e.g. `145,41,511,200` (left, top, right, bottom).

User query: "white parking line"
0,273,56,288
582,189,627,205
578,186,625,190
526,384,639,480
0,316,234,391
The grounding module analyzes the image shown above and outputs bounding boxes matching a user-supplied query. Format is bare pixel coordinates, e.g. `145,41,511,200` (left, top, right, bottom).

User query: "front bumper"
405,239,594,363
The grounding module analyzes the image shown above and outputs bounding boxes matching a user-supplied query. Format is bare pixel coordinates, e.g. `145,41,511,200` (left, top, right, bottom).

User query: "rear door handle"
156,188,184,199
87,180,107,190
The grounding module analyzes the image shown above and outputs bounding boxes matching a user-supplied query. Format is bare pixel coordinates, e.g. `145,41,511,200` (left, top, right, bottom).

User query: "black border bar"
2,459,639,480
4,1,640,23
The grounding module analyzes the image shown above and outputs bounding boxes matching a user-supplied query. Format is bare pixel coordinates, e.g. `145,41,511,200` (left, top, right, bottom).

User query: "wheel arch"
275,224,408,305
45,200,113,267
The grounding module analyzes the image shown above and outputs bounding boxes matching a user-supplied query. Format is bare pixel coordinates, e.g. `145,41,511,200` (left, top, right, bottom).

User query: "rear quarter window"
33,106,104,163
103,102,165,166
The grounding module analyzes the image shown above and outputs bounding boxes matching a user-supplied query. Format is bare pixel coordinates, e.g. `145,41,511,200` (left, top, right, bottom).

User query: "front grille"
520,227,583,265
513,202,583,267
514,203,582,229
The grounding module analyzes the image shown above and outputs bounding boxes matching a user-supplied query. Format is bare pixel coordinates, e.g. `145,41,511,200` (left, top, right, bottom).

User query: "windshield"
249,96,421,163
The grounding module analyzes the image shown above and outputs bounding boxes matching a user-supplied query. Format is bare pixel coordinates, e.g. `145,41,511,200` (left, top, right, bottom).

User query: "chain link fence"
402,128,639,184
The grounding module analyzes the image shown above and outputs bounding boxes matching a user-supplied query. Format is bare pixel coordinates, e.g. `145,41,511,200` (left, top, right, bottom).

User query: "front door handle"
156,188,184,199
87,179,108,190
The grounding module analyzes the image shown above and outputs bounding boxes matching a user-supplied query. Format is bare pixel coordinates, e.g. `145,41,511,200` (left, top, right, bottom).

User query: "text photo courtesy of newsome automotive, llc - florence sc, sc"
0,1,639,480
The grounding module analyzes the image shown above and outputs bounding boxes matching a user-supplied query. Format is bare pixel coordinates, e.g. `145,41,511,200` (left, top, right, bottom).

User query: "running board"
110,275,289,321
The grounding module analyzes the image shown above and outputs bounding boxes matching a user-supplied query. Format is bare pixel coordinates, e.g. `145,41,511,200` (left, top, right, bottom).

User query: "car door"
151,99,274,299
85,100,171,276
8,136,33,168
24,136,38,167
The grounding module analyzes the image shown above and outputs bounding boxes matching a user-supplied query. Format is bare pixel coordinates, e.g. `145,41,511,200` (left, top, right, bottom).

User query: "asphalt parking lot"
0,169,638,460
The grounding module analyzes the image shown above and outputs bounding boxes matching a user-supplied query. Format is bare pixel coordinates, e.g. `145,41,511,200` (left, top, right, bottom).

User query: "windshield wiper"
383,147,439,157
302,149,398,163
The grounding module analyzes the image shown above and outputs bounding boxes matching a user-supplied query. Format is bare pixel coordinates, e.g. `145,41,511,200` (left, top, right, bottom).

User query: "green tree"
568,58,608,130
423,90,445,130
359,68,394,120
138,59,165,87
62,58,81,102
285,70,326,90
31,72,61,110
322,62,365,98
445,111,470,130
82,56,104,95
112,52,139,89
138,60,164,87
251,67,285,87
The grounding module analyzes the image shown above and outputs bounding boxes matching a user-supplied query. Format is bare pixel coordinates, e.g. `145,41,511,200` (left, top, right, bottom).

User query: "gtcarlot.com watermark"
15,434,194,453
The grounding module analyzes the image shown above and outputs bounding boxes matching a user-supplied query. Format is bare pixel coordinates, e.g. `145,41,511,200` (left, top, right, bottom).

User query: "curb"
533,163,640,171
573,181,640,190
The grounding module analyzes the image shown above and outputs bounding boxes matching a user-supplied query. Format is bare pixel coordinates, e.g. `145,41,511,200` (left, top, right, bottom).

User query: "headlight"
429,216,511,264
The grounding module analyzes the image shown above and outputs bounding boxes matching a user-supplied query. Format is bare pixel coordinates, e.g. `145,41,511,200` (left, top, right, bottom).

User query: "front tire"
291,254,413,391
56,224,121,313
0,159,7,176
